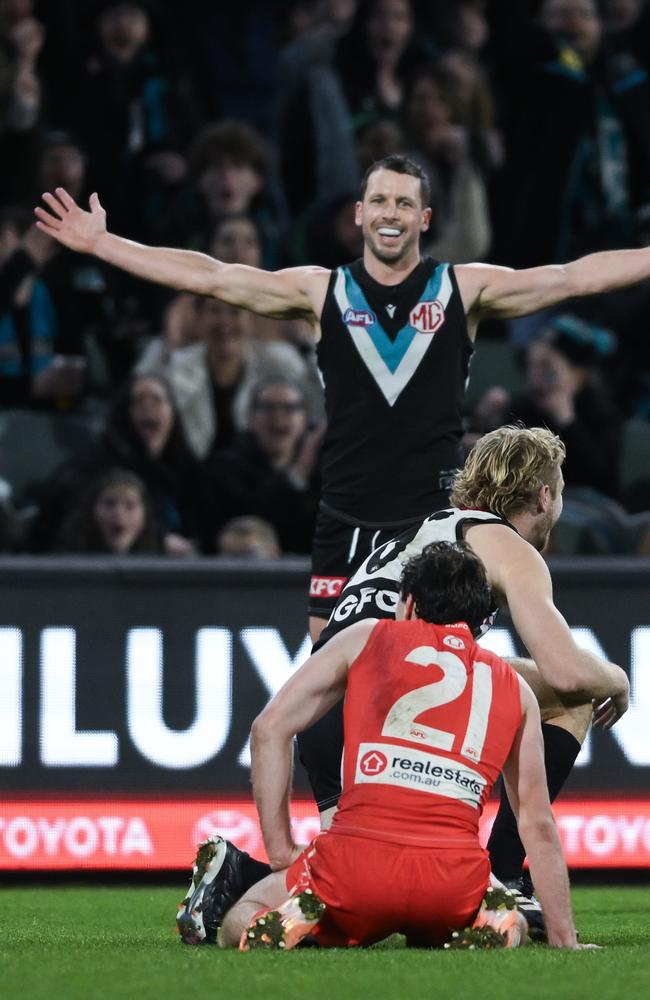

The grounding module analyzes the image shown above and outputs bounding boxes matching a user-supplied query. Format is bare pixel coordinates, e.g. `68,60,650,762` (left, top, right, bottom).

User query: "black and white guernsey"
317,256,473,525
318,507,509,647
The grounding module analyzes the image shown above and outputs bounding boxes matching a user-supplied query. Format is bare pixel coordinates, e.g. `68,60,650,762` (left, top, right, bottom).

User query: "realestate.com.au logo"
355,743,485,805
359,750,388,776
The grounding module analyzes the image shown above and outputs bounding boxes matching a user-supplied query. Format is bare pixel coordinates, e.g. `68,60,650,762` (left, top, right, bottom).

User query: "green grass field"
2,884,648,1000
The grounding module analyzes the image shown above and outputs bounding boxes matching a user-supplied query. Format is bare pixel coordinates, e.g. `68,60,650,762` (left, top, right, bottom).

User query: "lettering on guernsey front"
355,743,486,807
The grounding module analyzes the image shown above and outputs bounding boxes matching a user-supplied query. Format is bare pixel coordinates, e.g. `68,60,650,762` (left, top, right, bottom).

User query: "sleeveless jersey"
317,507,510,648
317,256,472,524
331,618,522,848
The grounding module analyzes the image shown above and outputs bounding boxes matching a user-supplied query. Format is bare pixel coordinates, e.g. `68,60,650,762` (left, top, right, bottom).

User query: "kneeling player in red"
220,542,582,951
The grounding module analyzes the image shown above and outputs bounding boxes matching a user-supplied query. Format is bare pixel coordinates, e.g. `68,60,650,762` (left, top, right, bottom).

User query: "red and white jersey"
331,618,522,848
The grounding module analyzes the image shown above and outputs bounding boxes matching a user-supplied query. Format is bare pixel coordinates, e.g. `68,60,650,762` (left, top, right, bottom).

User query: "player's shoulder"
338,617,382,663
464,517,525,552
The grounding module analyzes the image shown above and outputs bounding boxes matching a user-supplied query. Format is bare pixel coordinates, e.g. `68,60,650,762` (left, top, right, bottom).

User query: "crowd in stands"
1,0,650,557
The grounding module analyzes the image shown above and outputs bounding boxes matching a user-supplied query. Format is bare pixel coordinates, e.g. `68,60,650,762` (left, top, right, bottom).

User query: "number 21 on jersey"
381,645,493,764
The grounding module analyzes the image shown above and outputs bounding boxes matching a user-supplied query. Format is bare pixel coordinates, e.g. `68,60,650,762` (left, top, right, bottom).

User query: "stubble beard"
364,224,418,266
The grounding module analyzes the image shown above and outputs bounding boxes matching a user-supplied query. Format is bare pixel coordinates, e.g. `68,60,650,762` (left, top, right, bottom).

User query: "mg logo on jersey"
409,300,445,334
343,307,375,327
359,749,388,775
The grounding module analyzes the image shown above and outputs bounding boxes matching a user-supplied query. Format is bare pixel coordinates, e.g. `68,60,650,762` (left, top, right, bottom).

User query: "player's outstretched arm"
456,245,650,323
468,524,630,720
34,188,327,320
502,680,580,949
250,621,375,870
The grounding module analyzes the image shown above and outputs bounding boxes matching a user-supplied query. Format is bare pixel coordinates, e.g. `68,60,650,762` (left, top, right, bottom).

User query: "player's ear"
355,200,363,226
420,207,432,233
537,484,551,513
402,594,417,620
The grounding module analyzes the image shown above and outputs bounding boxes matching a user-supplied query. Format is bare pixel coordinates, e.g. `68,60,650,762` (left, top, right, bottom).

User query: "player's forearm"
250,723,295,868
552,651,629,705
94,232,223,296
565,246,650,297
517,814,577,948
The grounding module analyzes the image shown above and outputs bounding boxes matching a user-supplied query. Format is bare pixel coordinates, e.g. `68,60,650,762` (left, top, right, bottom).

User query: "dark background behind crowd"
2,0,650,558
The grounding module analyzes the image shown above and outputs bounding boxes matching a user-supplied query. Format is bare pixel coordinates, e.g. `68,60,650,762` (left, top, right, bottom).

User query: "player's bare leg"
220,871,290,947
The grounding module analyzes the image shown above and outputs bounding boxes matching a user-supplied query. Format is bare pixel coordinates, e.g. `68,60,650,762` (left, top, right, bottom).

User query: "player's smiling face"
357,169,431,265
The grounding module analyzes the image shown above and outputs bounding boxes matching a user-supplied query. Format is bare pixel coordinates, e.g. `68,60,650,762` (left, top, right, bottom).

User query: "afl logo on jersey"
443,634,466,650
409,299,445,334
343,307,376,327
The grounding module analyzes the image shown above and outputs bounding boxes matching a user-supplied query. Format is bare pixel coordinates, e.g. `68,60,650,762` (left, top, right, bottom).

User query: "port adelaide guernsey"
317,256,473,524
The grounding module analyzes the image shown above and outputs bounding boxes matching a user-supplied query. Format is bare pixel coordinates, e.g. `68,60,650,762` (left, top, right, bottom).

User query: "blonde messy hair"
451,425,566,520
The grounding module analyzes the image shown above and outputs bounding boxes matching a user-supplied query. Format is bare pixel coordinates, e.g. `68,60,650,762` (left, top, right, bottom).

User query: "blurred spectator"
27,373,199,552
292,191,365,269
185,120,282,262
136,298,320,459
422,0,489,56
56,466,161,554
601,0,650,70
32,130,143,400
210,214,263,269
199,377,323,555
273,0,359,217
0,208,78,408
355,114,406,173
492,0,650,267
335,0,427,122
66,0,201,228
217,514,281,560
160,0,280,129
475,314,623,499
435,50,504,174
402,65,491,261
0,0,43,202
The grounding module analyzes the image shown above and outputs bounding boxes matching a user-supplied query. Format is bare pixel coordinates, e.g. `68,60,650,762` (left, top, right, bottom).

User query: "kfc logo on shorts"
343,307,376,327
310,576,347,599
443,635,465,650
359,750,388,776
409,300,445,334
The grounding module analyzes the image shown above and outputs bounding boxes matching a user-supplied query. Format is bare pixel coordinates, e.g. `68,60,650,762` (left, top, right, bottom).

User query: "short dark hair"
399,541,491,633
359,154,430,207
188,121,272,179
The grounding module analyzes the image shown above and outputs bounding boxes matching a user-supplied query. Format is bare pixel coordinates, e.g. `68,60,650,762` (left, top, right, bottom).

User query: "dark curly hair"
399,540,491,633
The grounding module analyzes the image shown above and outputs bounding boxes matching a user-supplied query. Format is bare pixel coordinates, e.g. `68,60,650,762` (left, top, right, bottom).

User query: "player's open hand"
592,691,628,729
35,189,107,255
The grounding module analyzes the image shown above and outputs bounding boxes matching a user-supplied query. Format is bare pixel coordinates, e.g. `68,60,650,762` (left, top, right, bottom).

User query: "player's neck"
362,248,422,286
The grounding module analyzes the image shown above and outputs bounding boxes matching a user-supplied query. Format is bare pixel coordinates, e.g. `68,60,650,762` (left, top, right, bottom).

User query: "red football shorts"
285,830,490,947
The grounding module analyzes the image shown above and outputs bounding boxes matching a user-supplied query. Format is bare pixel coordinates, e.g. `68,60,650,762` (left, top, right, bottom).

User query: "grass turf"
1,885,648,1000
